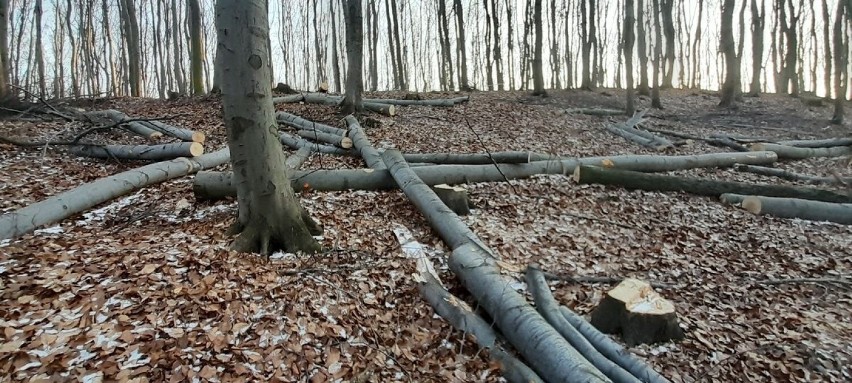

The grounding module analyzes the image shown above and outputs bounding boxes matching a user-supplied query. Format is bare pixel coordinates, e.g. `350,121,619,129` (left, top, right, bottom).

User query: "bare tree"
188,0,204,95
118,0,141,97
749,0,766,95
33,0,45,97
831,1,847,124
660,0,675,88
636,0,650,95
215,0,321,254
719,0,739,108
651,0,663,108
341,0,363,114
531,0,546,96
0,0,9,102
625,0,636,115
453,0,470,90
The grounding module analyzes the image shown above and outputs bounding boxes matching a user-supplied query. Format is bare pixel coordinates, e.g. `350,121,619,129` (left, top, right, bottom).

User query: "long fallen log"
300,93,397,116
296,130,353,149
605,110,672,150
381,149,608,382
143,120,206,143
0,148,231,240
777,137,852,148
573,165,852,203
393,225,544,383
274,92,467,107
276,112,349,137
193,151,781,200
86,109,163,140
642,127,748,151
278,132,351,156
526,267,641,383
750,143,852,159
364,96,469,106
720,194,852,224
566,108,626,116
271,94,305,104
344,115,384,169
401,151,559,164
71,142,204,160
284,146,312,169
733,164,851,185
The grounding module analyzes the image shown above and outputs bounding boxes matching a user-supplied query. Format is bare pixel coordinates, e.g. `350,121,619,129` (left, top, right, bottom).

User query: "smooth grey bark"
344,115,384,169
380,149,608,382
215,0,320,254
85,109,163,140
749,0,766,95
636,0,649,95
33,0,45,97
274,93,468,106
650,0,663,108
831,2,847,124
750,143,852,159
531,0,546,96
776,138,852,148
188,0,204,95
0,148,229,240
0,0,12,101
526,267,642,383
276,112,349,137
719,0,739,107
143,120,206,143
296,129,352,149
604,111,673,150
733,164,852,185
118,0,141,97
278,131,352,156
624,0,636,115
194,151,781,200
453,0,470,90
341,0,363,114
71,142,204,160
574,165,852,203
722,194,852,224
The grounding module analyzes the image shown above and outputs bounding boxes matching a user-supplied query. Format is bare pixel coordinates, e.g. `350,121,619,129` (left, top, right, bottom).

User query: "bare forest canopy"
5,0,852,100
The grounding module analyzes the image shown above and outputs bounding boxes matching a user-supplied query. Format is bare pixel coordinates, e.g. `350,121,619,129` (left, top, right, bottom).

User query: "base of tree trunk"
590,278,684,346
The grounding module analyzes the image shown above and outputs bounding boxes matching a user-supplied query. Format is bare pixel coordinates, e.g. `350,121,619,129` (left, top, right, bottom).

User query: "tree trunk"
750,143,852,159
822,0,832,99
119,0,141,97
651,0,663,108
660,0,675,88
276,111,349,136
690,0,703,88
188,0,204,95
296,129,353,149
0,0,11,102
573,165,852,203
344,115,384,169
777,137,852,148
636,0,649,95
749,0,765,95
624,0,636,115
719,0,739,107
368,0,379,91
330,1,342,93
580,0,592,89
71,142,205,160
831,2,847,124
341,0,363,114
215,0,321,255
531,0,546,96
453,0,470,90
733,164,852,185
0,149,229,241
722,194,852,225
33,0,45,97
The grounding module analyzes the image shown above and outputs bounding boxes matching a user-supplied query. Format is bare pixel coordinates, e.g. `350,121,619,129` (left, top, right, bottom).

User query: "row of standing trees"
0,1,850,104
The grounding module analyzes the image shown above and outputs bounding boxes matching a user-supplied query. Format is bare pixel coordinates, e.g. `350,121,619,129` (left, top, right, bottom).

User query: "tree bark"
344,115,384,169
71,142,204,160
719,0,739,107
651,0,663,108
341,0,363,114
660,0,675,88
188,0,204,95
777,137,852,148
215,0,320,254
33,0,45,97
750,142,852,159
831,2,847,124
144,120,206,143
531,0,546,96
0,0,12,102
118,0,141,97
453,0,470,90
276,111,349,137
636,0,649,95
624,0,636,115
733,164,852,185
0,149,229,240
722,194,852,224
573,165,852,203
749,0,766,95
296,129,353,149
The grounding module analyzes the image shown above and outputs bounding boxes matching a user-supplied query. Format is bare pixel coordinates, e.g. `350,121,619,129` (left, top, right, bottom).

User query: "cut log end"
191,131,206,143
741,196,762,214
149,132,164,140
318,82,329,93
433,184,471,215
572,166,582,182
590,278,684,346
189,142,205,157
340,137,354,149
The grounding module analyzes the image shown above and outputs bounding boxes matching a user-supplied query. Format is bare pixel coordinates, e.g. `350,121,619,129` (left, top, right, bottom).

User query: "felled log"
559,306,672,383
141,120,205,143
285,146,312,169
296,129,353,149
644,128,748,152
363,96,469,106
566,108,626,116
362,102,396,116
590,279,684,346
750,143,852,159
526,267,642,383
720,194,852,225
300,93,397,116
86,109,163,140
572,165,852,203
733,164,851,185
193,151,781,200
344,115,384,169
0,148,230,240
278,132,351,156
393,225,544,383
276,112,349,137
381,149,609,382
71,142,205,160
317,82,329,93
776,137,852,148
605,110,672,150
432,184,470,215
272,94,304,104
402,151,559,164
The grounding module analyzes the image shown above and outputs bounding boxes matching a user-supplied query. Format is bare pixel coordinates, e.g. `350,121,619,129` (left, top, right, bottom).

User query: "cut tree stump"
71,142,205,160
432,184,470,215
750,143,852,159
590,278,684,346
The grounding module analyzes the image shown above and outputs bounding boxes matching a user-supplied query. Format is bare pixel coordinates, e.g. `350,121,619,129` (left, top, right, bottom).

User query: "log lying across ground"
566,108,626,116
605,110,673,150
751,143,852,159
142,120,205,143
733,164,851,185
344,115,384,169
0,148,231,240
278,132,351,156
276,112,349,137
720,194,852,224
273,92,468,107
298,93,397,116
296,130,353,149
381,149,608,382
643,127,748,152
365,96,469,106
401,151,559,164
86,109,162,140
271,94,305,104
193,151,780,200
777,137,852,148
71,142,205,160
573,165,852,203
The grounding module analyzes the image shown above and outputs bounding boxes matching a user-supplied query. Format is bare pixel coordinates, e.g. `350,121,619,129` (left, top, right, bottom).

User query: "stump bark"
590,279,684,346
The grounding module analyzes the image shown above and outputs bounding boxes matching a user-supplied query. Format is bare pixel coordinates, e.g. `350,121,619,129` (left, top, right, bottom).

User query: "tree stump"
318,82,329,93
432,184,470,215
590,278,684,346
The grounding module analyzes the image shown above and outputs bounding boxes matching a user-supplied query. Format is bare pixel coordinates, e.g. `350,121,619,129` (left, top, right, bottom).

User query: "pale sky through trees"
6,0,849,98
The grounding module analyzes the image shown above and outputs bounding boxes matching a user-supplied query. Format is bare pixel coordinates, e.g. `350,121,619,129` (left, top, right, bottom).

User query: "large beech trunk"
721,194,852,224
751,143,852,159
193,151,780,200
573,165,852,203
216,0,320,254
278,132,351,156
71,142,204,160
381,149,608,382
0,148,230,240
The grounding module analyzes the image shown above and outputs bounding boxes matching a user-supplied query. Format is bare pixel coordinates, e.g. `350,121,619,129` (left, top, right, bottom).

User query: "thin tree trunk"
492,0,504,90
330,0,342,93
531,0,546,96
625,0,636,115
822,0,832,97
719,0,739,107
119,0,141,96
636,0,649,95
691,0,703,88
33,0,45,97
368,0,378,91
0,0,8,102
454,0,470,90
831,2,847,124
341,0,363,114
651,0,663,108
660,0,675,88
188,0,204,95
749,0,765,95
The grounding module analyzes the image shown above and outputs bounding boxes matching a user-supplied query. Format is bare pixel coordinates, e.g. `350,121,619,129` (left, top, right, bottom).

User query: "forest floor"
0,88,850,382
